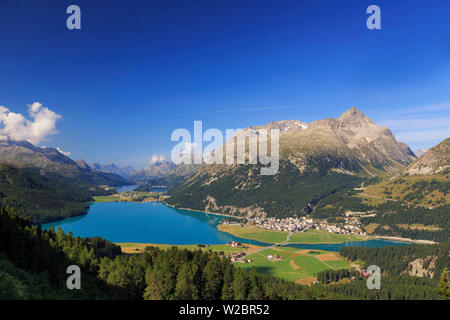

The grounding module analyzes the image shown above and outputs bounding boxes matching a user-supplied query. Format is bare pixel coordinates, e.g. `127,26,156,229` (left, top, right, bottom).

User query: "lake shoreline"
164,202,246,220
371,235,436,245
165,203,437,245
42,201,432,248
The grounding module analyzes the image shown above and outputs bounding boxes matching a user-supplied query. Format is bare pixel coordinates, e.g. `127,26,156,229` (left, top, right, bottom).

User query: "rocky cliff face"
279,107,416,176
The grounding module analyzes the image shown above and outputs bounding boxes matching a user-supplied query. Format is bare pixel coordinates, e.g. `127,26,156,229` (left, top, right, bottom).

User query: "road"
239,232,337,270
235,232,293,261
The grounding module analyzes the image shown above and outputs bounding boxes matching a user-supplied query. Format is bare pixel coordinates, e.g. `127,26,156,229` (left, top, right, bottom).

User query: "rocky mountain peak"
338,107,375,127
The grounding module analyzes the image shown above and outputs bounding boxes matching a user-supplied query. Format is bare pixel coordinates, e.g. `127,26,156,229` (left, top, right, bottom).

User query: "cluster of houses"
115,191,162,202
267,254,283,261
247,215,367,236
227,242,253,263
116,192,139,199
228,251,252,263
249,216,314,232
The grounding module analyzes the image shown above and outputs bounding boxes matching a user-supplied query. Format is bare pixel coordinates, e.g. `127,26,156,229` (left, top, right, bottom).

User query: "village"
100,190,168,203
229,214,368,236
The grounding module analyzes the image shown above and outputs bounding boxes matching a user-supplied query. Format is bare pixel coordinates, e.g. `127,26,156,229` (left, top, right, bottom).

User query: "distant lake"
42,202,411,250
116,185,167,193
115,185,139,192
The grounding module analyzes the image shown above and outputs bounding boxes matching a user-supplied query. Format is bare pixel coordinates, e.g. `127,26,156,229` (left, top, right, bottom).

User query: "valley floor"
115,242,350,284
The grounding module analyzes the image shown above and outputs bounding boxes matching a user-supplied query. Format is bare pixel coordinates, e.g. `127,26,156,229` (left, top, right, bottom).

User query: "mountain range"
1,107,447,223
0,139,132,223
166,107,421,218
84,162,136,179
0,139,130,186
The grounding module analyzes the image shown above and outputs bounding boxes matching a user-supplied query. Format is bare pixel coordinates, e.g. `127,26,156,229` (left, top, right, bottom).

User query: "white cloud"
374,102,450,150
394,129,450,143
56,147,71,157
0,102,61,145
149,154,167,165
397,102,450,115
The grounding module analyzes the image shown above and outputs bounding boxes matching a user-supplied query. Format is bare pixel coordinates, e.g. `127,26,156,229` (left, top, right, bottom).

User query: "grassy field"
93,195,122,202
93,193,158,203
217,225,366,244
238,246,349,282
116,242,263,254
117,242,349,283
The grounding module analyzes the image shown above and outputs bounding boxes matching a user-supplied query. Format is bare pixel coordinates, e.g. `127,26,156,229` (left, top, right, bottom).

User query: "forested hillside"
310,188,450,242
0,164,113,223
167,160,363,218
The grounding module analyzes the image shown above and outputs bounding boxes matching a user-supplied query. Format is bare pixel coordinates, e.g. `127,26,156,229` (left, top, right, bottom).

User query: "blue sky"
0,0,449,167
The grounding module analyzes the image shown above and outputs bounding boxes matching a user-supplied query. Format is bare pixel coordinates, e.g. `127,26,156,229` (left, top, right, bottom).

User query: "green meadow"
238,246,350,282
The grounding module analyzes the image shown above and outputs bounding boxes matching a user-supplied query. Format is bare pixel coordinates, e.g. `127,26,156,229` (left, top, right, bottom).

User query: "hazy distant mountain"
414,149,428,157
0,139,130,186
167,107,417,218
86,162,136,179
119,166,136,177
130,161,176,183
97,163,128,177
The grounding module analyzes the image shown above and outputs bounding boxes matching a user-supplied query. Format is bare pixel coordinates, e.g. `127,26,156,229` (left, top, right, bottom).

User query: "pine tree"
174,263,197,299
438,268,449,299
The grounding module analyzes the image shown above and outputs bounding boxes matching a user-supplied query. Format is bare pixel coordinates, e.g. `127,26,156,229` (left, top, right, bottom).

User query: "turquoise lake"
42,202,411,251
42,202,267,246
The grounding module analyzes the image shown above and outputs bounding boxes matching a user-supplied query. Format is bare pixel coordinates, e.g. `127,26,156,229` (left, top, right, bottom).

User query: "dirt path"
290,260,300,270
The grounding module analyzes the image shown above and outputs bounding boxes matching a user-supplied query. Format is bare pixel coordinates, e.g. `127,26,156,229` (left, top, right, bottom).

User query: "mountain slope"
363,138,450,208
405,138,450,175
0,139,130,186
167,108,415,218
